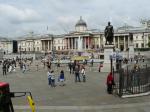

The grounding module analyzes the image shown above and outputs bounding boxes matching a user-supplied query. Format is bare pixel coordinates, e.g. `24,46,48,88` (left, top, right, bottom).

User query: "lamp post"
109,54,113,73
51,35,55,60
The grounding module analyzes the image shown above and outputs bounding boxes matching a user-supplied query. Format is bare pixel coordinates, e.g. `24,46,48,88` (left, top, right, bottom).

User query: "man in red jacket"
106,72,114,94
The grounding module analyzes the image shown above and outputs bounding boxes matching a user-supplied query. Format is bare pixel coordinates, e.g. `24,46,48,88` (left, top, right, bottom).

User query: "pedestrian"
98,63,103,72
106,72,115,94
142,56,144,62
75,65,81,82
51,70,55,87
81,66,86,82
8,64,12,73
91,59,94,67
22,64,26,73
2,64,7,76
68,62,72,74
47,70,51,85
59,70,65,86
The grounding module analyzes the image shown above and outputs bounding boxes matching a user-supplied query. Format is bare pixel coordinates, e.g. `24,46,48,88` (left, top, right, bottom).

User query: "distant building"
1,17,150,53
0,38,13,54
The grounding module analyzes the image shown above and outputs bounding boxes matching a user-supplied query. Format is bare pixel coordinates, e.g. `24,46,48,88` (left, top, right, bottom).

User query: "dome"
75,16,87,27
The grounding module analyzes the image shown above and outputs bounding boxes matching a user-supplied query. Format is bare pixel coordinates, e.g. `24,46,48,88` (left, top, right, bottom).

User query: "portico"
41,39,53,53
65,32,93,51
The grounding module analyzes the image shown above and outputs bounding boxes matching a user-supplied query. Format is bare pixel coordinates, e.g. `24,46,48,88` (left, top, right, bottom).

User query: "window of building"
37,47,39,51
58,46,60,50
136,43,138,48
136,36,138,39
141,43,144,48
58,40,60,44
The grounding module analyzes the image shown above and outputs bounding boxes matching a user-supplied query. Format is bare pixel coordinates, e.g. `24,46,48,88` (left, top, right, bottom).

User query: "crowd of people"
1,57,34,76
46,60,87,87
1,52,146,95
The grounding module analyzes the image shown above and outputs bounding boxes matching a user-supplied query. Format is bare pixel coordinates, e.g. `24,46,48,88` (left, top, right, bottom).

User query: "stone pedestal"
104,45,114,63
101,45,114,72
129,44,134,58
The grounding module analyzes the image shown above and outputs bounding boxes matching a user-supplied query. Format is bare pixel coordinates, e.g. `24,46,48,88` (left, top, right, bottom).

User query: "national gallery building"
1,17,150,54
63,17,150,52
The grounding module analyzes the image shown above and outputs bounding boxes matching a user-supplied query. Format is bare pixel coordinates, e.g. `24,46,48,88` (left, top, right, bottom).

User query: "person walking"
106,72,115,94
2,64,7,76
68,62,72,74
59,70,65,86
51,70,55,87
81,66,86,82
47,70,51,86
75,65,81,82
22,64,26,73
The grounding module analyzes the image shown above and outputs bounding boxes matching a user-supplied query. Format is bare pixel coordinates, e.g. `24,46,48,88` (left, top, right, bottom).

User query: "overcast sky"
0,0,150,38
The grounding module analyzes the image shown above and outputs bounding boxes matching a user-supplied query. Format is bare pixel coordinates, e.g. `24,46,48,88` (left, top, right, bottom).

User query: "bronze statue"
104,22,114,45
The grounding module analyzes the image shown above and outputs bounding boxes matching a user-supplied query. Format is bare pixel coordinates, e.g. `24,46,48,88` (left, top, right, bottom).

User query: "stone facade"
1,18,150,53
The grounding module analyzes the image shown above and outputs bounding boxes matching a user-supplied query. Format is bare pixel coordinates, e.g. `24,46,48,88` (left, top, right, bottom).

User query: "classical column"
88,36,90,49
124,36,126,51
41,40,43,51
48,40,50,51
43,41,45,51
118,36,119,49
74,38,76,49
50,40,53,51
68,38,70,50
128,35,129,48
99,36,101,48
71,38,73,49
114,36,116,47
84,37,86,50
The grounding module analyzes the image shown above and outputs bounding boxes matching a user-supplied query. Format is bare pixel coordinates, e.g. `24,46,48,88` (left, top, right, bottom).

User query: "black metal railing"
114,63,150,97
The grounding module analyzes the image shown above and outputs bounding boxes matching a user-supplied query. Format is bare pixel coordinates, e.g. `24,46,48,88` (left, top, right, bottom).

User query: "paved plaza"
1,61,150,112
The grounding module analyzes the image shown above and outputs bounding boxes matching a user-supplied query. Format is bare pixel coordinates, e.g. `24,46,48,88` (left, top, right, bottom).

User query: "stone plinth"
129,44,134,58
101,45,114,72
104,45,114,63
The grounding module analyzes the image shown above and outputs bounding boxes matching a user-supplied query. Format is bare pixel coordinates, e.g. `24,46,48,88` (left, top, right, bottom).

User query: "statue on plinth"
104,22,114,45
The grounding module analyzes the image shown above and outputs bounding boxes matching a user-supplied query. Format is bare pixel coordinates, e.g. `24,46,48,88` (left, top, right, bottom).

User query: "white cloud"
0,0,150,37
0,4,41,24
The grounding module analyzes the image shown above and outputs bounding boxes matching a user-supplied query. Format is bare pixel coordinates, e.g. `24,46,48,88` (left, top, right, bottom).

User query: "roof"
75,16,87,27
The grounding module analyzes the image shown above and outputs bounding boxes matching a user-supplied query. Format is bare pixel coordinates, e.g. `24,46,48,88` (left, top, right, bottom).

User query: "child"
59,70,65,86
